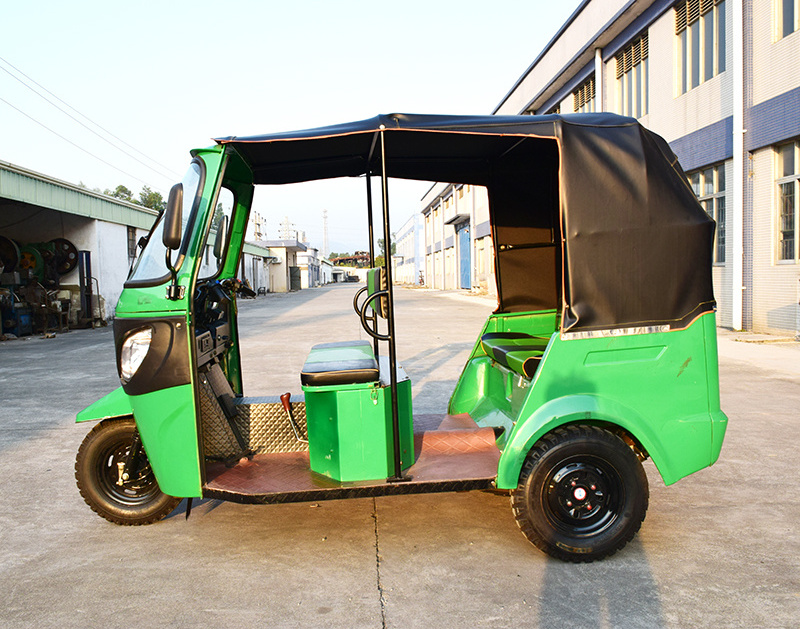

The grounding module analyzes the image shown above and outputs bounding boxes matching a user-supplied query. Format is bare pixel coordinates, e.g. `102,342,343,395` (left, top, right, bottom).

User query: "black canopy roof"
216,113,715,334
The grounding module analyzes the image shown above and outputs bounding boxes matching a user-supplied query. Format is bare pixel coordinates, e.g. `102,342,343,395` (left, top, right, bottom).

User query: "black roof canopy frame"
217,112,716,335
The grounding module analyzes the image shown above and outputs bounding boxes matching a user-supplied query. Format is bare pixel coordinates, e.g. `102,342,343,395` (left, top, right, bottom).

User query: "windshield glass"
198,186,235,279
128,161,204,283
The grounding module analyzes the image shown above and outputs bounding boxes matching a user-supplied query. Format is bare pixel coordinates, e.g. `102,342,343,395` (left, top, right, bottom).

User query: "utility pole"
322,209,329,258
279,216,296,240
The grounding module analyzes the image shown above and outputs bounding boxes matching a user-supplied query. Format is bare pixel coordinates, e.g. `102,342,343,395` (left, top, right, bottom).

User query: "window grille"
573,77,596,112
615,34,648,79
675,0,723,34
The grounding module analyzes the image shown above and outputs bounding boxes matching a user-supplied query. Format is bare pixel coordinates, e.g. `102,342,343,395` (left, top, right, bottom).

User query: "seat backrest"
366,267,389,319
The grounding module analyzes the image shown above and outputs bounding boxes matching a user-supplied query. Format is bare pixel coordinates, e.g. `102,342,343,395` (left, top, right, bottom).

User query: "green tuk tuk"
75,113,727,562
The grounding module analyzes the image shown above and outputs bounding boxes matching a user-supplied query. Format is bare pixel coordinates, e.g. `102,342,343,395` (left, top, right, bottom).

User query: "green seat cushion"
301,340,379,387
480,332,549,379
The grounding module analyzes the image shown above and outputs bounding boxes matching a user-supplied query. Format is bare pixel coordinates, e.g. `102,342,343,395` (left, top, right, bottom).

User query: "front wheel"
511,425,648,562
75,418,181,525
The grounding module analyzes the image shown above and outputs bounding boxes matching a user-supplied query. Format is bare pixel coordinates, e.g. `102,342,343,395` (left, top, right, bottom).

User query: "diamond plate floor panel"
203,414,501,503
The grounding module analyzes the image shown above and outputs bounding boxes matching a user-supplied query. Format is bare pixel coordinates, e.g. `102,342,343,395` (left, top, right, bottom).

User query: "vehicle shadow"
166,497,226,520
536,539,665,628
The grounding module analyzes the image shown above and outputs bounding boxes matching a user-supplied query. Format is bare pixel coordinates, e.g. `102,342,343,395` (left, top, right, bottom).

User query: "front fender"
495,394,677,490
76,387,133,423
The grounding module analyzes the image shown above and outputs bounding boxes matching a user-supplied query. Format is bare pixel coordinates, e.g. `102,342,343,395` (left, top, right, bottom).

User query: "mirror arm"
165,249,185,301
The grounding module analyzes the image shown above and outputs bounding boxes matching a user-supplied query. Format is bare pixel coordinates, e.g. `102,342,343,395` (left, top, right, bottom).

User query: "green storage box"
302,375,414,482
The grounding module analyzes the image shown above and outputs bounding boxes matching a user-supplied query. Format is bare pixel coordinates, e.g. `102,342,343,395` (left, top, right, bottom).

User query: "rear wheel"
75,418,180,525
511,425,648,562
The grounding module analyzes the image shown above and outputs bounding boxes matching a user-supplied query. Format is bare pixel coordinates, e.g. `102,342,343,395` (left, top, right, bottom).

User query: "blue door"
458,224,471,289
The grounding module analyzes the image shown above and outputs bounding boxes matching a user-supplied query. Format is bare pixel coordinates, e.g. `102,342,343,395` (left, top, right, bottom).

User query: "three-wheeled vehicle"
75,113,727,562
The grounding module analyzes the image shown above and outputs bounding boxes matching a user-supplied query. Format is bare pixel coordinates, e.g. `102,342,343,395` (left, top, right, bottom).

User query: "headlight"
120,328,153,384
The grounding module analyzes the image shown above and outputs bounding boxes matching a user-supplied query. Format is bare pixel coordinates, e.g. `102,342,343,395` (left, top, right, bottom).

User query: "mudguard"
495,393,714,489
76,387,133,423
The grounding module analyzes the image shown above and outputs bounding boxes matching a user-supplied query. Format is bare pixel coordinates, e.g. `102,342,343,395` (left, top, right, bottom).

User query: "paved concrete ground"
0,283,798,628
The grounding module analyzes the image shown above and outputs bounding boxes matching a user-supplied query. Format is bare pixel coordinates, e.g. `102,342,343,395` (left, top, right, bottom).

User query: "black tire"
511,425,648,563
75,418,181,525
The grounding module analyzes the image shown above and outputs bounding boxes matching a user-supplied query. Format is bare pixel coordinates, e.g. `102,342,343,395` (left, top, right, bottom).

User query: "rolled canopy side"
558,119,716,334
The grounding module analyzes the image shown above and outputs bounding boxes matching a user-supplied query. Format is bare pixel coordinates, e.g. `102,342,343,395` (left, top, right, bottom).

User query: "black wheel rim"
95,436,160,507
540,455,625,538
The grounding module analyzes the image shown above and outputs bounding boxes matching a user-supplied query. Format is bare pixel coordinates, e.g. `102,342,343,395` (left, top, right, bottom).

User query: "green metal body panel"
77,148,230,498
302,378,414,482
217,172,255,396
75,386,133,422
450,311,726,489
128,384,202,497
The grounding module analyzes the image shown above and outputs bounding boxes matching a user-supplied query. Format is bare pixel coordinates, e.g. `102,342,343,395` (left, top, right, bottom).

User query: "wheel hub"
97,441,159,505
547,461,617,525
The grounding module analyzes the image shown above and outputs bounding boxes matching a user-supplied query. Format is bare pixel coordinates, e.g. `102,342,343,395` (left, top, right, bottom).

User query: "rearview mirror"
163,183,183,250
213,215,228,260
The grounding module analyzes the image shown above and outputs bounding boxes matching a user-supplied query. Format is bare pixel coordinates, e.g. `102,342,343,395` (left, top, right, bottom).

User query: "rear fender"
496,394,672,489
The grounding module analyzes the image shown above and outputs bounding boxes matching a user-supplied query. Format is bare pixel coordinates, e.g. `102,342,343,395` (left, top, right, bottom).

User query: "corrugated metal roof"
0,159,158,230
1,160,273,259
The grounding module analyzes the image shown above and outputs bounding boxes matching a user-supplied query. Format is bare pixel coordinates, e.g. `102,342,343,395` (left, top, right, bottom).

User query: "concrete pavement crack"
372,497,387,629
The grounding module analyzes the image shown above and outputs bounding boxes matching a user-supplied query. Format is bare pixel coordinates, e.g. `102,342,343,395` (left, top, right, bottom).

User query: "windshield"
198,186,235,279
127,161,204,284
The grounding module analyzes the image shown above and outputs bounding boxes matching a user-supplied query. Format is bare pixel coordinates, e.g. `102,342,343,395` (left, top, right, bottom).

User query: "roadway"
0,283,797,628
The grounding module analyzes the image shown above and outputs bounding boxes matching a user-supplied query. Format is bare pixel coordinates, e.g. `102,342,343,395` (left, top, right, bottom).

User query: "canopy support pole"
365,132,380,356
379,128,407,483
365,170,380,357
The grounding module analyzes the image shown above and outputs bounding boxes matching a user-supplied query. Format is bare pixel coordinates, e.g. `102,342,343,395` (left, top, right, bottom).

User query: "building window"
616,33,649,118
777,142,799,262
676,0,726,94
779,0,800,38
127,226,137,262
689,164,726,263
573,77,596,113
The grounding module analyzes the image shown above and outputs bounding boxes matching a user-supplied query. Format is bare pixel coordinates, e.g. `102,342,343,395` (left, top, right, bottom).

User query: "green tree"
138,186,166,211
105,184,133,202
378,234,396,258
212,203,224,228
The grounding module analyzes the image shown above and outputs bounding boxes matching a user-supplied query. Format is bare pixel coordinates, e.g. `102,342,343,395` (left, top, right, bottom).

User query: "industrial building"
0,160,272,336
393,212,425,285
422,0,800,337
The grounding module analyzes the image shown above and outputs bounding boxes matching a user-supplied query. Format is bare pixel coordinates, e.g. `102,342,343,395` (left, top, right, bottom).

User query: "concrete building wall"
298,247,320,288
94,220,131,315
394,213,424,285
752,1,800,106
320,259,333,285
751,146,800,333
645,6,734,144
269,253,290,293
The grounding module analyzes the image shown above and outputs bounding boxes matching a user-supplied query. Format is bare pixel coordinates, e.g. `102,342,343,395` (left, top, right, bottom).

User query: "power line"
0,95,156,189
0,55,181,181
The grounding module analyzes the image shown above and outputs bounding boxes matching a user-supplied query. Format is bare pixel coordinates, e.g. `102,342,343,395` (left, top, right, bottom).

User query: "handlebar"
358,290,390,341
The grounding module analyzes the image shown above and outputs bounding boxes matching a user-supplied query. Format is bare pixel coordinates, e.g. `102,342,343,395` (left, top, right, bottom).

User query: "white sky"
2,0,581,253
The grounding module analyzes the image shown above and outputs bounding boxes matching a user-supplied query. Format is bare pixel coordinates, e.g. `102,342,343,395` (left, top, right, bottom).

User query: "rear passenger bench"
479,331,551,379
